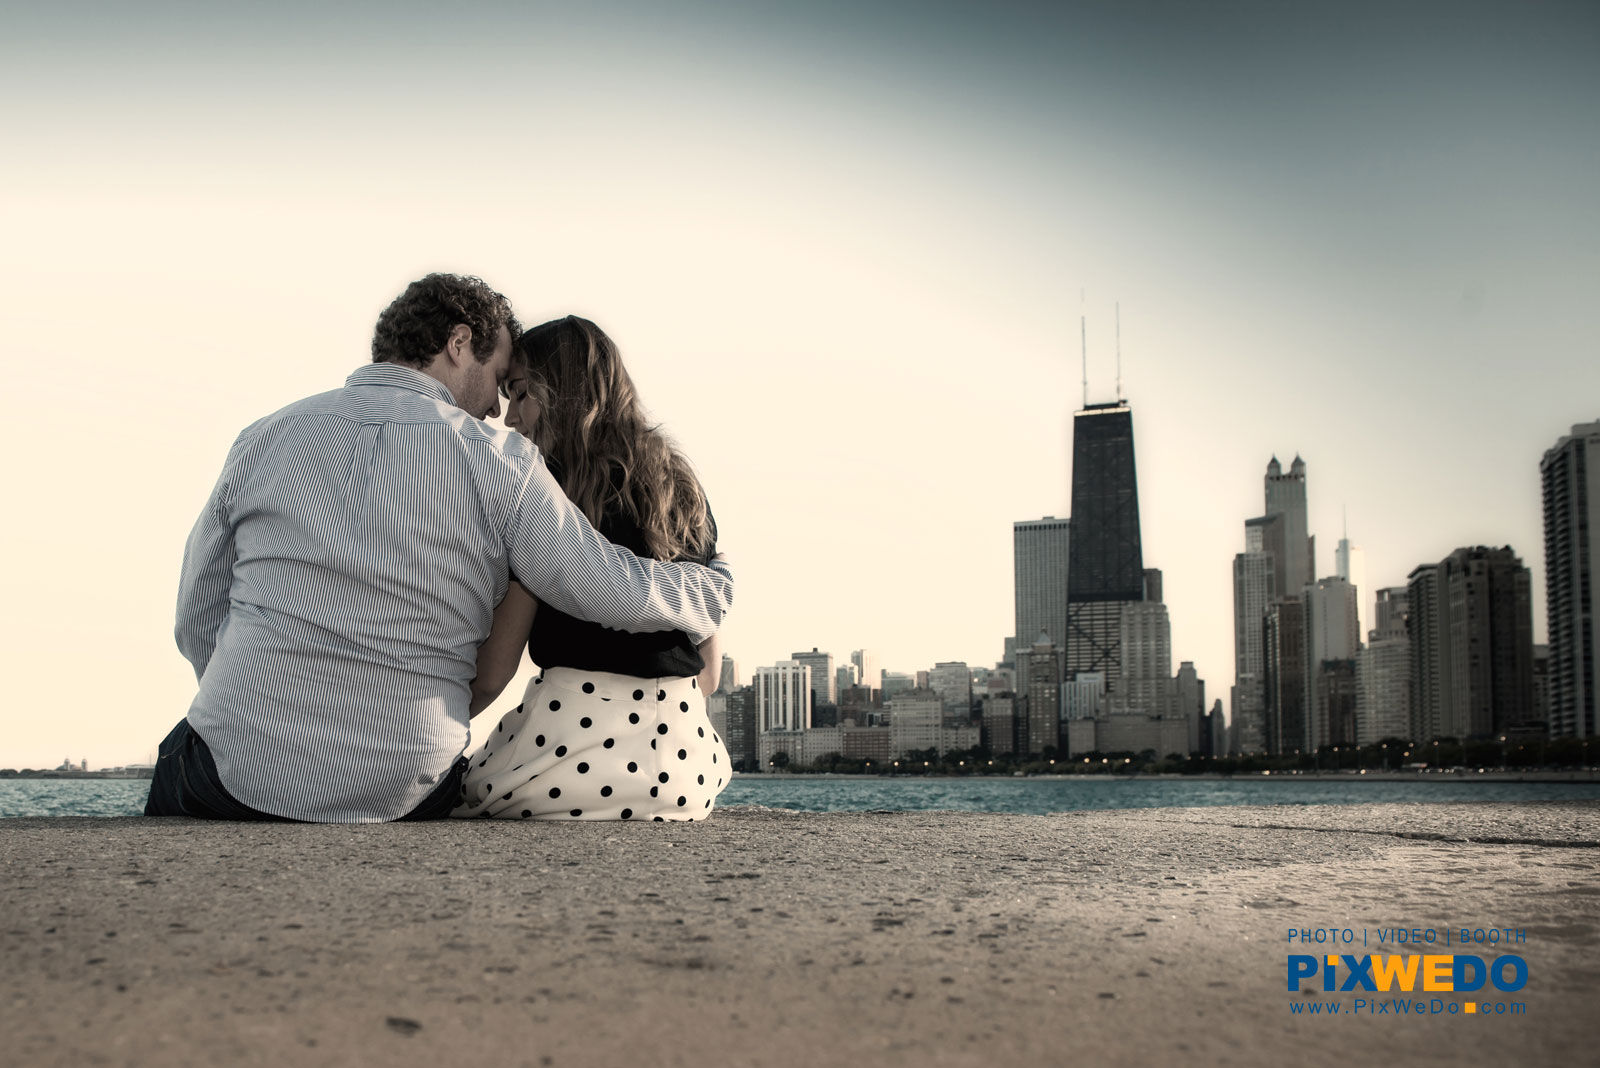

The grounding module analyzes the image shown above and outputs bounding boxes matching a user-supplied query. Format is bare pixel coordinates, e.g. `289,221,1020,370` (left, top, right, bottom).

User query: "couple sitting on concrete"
146,274,733,824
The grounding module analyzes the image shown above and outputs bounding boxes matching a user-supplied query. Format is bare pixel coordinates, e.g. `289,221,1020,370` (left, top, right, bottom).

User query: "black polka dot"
603,738,615,749
502,792,512,800
677,796,686,807
554,745,567,757
570,809,583,817
535,677,543,684
496,721,503,732
633,689,644,700
535,735,545,746
521,810,532,818
478,759,487,767
691,679,697,688
548,787,561,799
713,734,719,743
650,739,657,750
698,727,704,737
658,772,670,783
717,778,722,787
627,761,638,773
705,799,710,808
485,782,492,791
658,690,666,701
579,717,592,728
582,682,595,694
654,816,664,822
621,808,633,819
657,724,668,735
576,762,589,774
678,749,687,760
549,700,560,711
680,701,689,712
712,754,717,764
697,775,704,785
506,734,514,742
650,786,659,797
600,785,613,797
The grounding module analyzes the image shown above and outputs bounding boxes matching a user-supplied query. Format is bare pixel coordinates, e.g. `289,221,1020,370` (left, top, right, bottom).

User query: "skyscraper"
1304,576,1360,749
791,648,835,707
1066,402,1144,691
1542,420,1600,739
755,660,812,733
1409,547,1535,741
1335,528,1368,645
1016,634,1065,755
850,650,882,696
1013,517,1071,651
1263,599,1307,754
1356,587,1411,744
1264,455,1314,594
1232,514,1279,754
929,662,973,720
1444,546,1534,737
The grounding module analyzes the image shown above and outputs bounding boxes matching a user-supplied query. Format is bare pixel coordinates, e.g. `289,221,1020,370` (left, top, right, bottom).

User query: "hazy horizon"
3,0,1596,767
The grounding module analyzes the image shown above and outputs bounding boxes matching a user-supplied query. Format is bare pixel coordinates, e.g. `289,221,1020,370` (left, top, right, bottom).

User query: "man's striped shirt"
176,363,734,823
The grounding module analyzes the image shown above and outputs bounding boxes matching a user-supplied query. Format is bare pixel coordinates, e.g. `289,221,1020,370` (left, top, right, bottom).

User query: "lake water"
4,775,1600,818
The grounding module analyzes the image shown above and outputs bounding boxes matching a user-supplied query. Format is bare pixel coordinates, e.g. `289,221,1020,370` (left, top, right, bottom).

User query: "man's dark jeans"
144,719,466,822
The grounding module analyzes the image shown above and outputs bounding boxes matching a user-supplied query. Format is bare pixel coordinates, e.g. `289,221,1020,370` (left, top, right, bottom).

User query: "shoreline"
3,802,1595,1067
730,769,1600,783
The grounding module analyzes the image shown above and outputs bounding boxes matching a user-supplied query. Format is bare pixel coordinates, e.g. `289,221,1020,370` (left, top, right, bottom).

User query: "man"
146,274,734,823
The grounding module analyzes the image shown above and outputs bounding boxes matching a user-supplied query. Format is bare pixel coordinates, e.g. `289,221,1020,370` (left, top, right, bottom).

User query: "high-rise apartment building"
1263,599,1307,754
1066,402,1145,692
1232,515,1279,754
1542,420,1600,738
850,650,882,696
1445,546,1534,737
929,662,973,720
1114,600,1174,718
1014,517,1071,651
1017,635,1066,755
791,648,835,707
1409,548,1535,741
755,660,812,733
1175,661,1205,755
1356,587,1411,744
718,654,739,694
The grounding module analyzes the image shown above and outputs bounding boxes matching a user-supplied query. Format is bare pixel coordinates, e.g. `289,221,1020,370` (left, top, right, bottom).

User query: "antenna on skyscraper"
1115,301,1123,402
1080,289,1088,409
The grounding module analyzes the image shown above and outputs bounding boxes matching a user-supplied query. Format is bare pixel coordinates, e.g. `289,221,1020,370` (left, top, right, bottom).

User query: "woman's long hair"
512,316,712,562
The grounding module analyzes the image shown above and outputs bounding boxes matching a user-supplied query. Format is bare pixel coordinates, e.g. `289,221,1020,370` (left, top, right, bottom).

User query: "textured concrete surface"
3,802,1597,1067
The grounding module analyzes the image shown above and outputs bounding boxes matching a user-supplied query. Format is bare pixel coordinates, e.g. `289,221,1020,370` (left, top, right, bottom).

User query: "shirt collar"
346,362,457,407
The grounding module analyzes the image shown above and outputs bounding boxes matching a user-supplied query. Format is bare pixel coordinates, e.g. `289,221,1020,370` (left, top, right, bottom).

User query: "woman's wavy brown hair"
511,316,712,562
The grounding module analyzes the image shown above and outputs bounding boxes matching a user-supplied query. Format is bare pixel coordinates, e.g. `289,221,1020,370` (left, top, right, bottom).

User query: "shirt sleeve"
174,439,243,682
503,455,733,646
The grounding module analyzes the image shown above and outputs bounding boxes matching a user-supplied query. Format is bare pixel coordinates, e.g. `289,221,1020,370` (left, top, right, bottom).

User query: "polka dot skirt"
452,667,730,822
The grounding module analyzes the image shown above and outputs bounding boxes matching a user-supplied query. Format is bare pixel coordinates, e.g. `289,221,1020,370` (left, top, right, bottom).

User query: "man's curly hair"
371,273,522,367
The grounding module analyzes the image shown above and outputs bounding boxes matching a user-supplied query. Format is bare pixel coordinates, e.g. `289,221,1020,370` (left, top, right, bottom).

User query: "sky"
2,0,1597,768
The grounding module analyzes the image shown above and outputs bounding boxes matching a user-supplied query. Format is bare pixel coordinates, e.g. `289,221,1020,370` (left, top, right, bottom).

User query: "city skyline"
4,1,1597,767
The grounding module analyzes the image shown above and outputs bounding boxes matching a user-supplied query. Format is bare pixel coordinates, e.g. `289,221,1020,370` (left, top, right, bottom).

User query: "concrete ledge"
4,802,1597,1067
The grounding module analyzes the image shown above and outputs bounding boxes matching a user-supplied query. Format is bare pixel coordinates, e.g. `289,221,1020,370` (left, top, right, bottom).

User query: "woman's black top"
519,477,715,679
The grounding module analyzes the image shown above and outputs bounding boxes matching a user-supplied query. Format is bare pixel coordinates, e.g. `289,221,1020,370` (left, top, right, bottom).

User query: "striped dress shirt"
176,363,734,823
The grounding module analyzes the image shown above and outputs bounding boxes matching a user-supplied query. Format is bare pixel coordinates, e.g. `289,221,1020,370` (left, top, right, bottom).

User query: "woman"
452,316,729,821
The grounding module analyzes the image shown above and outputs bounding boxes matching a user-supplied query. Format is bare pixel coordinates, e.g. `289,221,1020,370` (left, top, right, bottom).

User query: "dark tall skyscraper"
1066,402,1144,691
